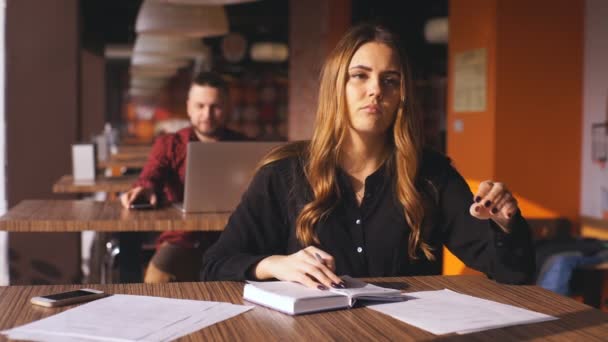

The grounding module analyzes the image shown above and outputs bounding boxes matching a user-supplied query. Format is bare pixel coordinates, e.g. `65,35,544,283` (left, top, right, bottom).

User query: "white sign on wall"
453,48,487,113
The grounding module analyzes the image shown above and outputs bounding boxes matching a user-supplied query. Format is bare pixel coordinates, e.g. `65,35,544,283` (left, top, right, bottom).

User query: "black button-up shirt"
202,149,535,284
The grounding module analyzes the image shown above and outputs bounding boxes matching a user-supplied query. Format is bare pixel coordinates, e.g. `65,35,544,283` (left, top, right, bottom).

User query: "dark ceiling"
352,0,449,77
81,0,288,48
81,0,447,76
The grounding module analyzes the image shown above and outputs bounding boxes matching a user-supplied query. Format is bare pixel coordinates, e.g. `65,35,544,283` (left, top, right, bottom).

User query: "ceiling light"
131,53,191,69
130,66,178,78
136,0,228,38
134,35,209,59
130,78,168,89
424,17,448,44
250,42,288,62
129,88,162,97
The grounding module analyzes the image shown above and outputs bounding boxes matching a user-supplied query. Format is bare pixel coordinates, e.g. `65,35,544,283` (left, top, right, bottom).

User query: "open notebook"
243,276,405,315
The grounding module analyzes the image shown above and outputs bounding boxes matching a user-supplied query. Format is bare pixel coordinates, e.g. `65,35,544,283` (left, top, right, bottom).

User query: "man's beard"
194,124,222,139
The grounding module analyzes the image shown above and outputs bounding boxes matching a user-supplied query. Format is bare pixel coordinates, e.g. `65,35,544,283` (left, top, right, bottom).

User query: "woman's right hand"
120,186,157,209
254,246,345,290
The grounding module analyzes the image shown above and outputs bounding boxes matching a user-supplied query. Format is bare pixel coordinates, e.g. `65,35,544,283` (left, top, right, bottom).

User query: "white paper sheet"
369,289,557,335
2,294,253,342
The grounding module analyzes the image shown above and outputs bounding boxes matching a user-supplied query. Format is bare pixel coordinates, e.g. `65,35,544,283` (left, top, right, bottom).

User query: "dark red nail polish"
317,285,328,290
491,207,498,214
331,282,339,288
474,196,482,203
474,206,481,212
484,200,491,207
507,212,513,218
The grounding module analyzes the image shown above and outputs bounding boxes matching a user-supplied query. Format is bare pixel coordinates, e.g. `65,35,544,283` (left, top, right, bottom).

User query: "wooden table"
1,276,607,341
113,145,152,160
98,156,148,169
0,200,230,232
52,175,137,194
0,200,230,283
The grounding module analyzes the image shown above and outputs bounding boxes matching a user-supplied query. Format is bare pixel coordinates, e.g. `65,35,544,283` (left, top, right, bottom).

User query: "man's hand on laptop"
121,186,157,210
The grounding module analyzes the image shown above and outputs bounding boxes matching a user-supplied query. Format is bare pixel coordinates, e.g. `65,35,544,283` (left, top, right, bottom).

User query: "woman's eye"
349,73,366,80
382,77,400,86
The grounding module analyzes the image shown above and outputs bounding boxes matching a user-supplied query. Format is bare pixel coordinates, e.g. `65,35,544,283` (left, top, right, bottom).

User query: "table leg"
582,268,604,308
119,232,143,283
87,231,104,284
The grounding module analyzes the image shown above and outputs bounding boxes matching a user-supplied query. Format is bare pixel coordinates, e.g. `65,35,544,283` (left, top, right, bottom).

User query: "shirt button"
357,247,363,253
355,219,362,225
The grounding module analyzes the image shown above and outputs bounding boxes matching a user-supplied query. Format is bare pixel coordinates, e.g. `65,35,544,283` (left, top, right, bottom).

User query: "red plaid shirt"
134,126,247,248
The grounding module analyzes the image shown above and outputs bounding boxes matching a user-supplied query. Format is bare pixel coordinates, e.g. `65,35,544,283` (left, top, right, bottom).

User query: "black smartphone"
129,202,155,210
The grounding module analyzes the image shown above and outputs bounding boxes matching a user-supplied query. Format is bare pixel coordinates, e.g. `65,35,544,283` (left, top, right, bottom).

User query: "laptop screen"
180,142,284,213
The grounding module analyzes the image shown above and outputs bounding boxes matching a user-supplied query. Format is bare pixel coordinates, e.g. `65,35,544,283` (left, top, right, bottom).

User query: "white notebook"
243,276,405,315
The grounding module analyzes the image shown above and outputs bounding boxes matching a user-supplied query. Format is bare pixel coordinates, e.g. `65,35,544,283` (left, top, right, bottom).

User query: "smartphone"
129,202,155,210
30,288,106,307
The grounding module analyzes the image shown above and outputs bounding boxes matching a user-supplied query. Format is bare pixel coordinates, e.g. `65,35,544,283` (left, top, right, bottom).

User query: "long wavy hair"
260,23,433,260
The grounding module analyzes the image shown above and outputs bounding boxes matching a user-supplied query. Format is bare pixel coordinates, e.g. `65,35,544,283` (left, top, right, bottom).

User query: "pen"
314,252,326,266
315,252,346,288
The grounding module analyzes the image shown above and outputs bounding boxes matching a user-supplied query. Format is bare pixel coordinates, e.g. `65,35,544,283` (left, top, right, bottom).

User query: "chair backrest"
527,217,574,241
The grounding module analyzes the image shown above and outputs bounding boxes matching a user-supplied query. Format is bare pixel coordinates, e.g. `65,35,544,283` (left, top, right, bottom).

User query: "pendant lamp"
136,0,228,37
130,66,178,78
134,35,209,59
131,53,191,69
130,77,168,89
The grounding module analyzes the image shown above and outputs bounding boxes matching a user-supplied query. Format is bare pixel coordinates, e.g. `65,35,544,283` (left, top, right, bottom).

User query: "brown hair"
260,23,433,260
190,71,228,96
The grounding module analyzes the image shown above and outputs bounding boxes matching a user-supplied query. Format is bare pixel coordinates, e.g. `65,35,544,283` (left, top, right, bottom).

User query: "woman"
202,24,535,289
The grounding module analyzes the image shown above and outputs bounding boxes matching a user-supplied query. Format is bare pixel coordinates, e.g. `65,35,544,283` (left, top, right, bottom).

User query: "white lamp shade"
130,77,168,89
134,35,209,59
129,87,162,97
132,53,191,69
136,0,229,37
250,42,289,62
130,66,178,78
104,45,133,59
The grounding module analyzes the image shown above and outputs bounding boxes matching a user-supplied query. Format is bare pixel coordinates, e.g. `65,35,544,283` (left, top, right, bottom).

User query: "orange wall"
447,0,497,181
445,0,583,275
495,0,583,223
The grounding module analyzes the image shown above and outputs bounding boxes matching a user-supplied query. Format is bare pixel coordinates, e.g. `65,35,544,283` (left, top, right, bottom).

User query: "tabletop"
52,175,137,194
113,145,152,160
0,200,230,232
0,275,606,341
98,156,148,169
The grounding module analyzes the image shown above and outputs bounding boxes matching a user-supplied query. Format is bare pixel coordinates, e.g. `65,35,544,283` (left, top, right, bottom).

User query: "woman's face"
345,42,402,138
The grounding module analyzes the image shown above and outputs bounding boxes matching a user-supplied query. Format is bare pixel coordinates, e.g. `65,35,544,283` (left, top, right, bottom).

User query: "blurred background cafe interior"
0,0,607,312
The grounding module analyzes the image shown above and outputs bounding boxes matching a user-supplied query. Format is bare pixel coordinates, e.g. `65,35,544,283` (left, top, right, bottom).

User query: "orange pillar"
444,0,584,275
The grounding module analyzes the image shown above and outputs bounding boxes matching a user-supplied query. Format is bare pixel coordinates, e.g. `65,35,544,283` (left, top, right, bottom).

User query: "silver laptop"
174,141,284,213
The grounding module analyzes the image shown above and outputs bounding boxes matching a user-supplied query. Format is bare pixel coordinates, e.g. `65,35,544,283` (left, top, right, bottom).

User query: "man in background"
120,71,246,282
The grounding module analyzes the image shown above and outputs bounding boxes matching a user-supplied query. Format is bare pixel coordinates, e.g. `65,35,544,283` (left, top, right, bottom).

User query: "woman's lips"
362,104,381,114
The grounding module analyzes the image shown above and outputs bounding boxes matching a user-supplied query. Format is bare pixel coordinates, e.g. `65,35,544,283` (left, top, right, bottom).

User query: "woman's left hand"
469,180,519,232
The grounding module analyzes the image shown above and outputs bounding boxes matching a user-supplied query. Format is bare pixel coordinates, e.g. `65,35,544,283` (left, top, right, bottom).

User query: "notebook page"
2,294,252,342
330,276,403,300
247,281,341,300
